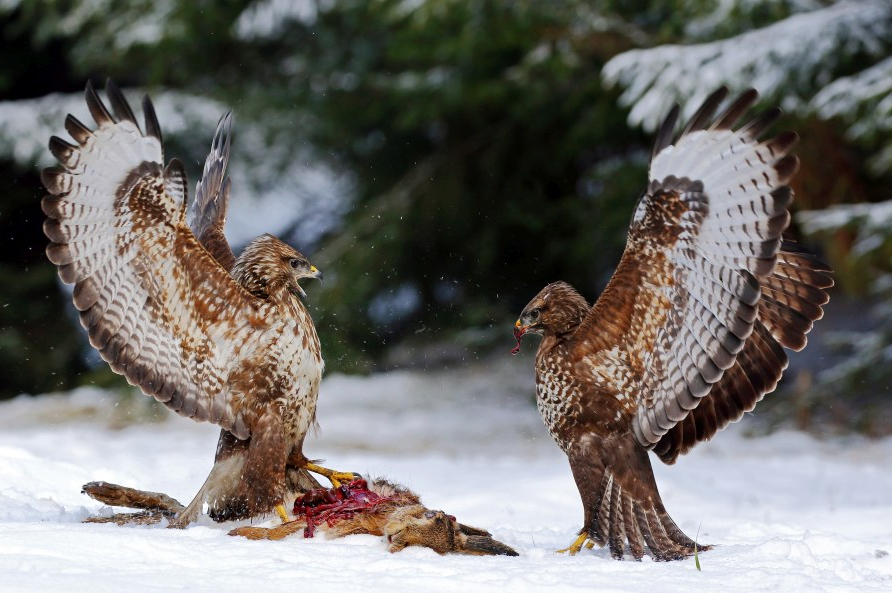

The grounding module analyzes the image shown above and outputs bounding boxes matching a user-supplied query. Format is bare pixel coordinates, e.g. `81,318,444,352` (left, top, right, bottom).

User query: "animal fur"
82,478,517,557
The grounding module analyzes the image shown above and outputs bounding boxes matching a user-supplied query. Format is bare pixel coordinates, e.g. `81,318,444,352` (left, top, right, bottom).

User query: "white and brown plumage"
42,80,349,527
513,88,833,561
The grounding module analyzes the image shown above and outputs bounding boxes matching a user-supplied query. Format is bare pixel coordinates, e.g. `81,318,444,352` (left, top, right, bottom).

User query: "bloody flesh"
510,325,526,355
292,479,394,538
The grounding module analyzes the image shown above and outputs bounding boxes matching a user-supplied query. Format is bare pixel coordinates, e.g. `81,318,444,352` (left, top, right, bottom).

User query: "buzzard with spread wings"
512,88,832,560
42,81,354,527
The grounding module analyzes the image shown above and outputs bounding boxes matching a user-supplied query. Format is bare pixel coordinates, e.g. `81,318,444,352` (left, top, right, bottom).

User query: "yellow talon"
557,532,590,555
304,462,357,488
275,504,290,523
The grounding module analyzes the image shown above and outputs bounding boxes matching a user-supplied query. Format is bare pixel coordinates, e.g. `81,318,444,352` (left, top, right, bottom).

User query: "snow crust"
1,357,891,592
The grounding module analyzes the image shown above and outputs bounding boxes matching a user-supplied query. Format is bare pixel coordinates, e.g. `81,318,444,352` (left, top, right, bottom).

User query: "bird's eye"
530,309,540,320
289,259,300,269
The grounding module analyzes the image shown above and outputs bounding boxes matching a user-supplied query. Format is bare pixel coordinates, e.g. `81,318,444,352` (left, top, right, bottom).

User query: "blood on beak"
511,320,527,355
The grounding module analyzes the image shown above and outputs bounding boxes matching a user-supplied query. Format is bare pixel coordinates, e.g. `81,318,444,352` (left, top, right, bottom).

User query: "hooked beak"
510,319,529,355
293,265,322,299
514,319,527,338
309,265,323,283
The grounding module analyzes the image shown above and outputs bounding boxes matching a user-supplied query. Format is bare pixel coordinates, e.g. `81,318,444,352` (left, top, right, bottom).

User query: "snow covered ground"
1,355,891,592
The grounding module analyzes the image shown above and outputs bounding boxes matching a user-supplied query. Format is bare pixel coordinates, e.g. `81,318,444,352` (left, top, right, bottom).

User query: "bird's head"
511,281,589,354
234,234,322,300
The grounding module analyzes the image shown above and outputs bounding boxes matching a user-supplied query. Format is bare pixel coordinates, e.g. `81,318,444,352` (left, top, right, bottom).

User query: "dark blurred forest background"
1,0,891,433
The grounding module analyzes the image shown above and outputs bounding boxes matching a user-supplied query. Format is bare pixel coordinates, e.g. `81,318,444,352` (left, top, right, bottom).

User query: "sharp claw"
556,532,589,555
303,462,361,488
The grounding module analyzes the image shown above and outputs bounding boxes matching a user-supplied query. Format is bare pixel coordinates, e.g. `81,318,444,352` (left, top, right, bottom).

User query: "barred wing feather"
633,89,805,447
574,88,829,450
652,241,832,463
189,112,237,271
42,81,271,440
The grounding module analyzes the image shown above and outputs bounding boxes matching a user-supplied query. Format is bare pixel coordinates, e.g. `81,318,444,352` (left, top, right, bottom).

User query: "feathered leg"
168,430,247,528
209,413,288,522
168,415,288,528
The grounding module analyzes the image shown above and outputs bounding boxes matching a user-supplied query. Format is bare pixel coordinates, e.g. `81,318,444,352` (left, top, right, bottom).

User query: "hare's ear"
459,534,520,557
456,522,491,537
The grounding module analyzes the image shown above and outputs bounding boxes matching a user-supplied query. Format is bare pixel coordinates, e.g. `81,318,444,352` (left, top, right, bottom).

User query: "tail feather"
607,479,625,560
658,508,697,549
623,498,646,560
644,508,676,560
590,472,610,546
636,502,706,561
569,435,707,561
633,503,656,557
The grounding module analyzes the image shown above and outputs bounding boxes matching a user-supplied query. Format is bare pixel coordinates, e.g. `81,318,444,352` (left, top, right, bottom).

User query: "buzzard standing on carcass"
512,88,832,560
42,81,355,527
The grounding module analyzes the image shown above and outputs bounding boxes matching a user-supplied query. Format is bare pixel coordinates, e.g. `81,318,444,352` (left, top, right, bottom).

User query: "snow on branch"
811,55,892,174
682,0,826,40
796,200,892,244
235,0,322,40
602,0,892,132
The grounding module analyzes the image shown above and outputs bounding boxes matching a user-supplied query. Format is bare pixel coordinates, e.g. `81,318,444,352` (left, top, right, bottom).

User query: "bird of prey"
42,80,354,527
512,88,832,560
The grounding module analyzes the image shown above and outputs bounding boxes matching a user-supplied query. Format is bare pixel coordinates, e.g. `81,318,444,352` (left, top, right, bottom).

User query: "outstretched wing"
652,240,832,463
42,81,269,439
189,112,237,272
574,88,816,450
